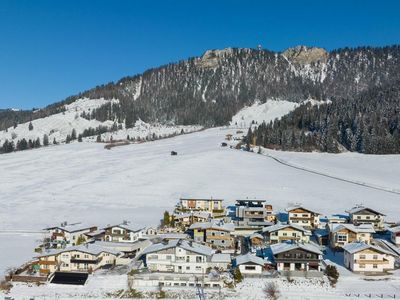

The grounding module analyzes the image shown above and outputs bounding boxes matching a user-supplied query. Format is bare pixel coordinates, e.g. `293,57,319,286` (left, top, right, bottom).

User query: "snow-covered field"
230,99,329,128
1,127,400,298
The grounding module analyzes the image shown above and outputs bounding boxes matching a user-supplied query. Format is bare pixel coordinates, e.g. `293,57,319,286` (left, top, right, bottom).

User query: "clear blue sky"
1,0,400,109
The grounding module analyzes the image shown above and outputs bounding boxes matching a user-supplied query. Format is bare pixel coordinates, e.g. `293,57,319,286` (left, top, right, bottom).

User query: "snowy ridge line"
262,151,400,195
0,230,45,234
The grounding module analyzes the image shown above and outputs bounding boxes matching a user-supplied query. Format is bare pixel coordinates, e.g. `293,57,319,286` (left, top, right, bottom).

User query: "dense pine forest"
1,45,400,154
246,83,400,154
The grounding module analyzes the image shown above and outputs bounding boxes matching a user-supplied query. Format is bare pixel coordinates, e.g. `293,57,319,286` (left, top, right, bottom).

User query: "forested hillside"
2,45,400,154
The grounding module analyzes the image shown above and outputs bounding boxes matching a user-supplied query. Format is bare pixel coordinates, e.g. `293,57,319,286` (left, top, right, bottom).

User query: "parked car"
171,151,178,156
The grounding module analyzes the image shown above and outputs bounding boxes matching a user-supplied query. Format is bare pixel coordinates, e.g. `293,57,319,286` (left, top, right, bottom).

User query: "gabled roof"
103,224,144,233
286,205,321,215
346,206,385,216
189,221,234,232
250,233,264,240
141,239,214,257
270,242,322,256
343,242,394,256
235,253,265,266
262,223,311,235
329,223,375,234
37,243,121,258
44,223,96,233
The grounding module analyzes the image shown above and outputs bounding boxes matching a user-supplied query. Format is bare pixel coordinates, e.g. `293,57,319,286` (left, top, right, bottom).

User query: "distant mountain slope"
1,45,400,154
247,83,400,154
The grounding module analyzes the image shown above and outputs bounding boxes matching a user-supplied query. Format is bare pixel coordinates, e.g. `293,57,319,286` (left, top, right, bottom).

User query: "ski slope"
1,127,400,277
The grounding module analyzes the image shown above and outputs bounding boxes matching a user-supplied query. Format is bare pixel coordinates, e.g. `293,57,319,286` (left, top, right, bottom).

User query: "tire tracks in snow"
261,152,400,196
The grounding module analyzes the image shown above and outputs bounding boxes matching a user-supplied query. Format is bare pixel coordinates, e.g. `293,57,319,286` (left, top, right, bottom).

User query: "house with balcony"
262,224,311,245
389,226,400,245
103,224,144,243
343,242,395,273
286,205,321,230
44,223,98,249
235,199,275,228
176,198,224,216
140,239,223,274
269,242,323,275
328,223,375,249
35,244,121,276
189,221,235,249
346,206,385,231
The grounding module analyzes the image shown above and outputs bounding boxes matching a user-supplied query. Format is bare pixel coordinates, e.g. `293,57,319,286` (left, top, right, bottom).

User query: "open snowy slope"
230,99,329,128
1,128,400,275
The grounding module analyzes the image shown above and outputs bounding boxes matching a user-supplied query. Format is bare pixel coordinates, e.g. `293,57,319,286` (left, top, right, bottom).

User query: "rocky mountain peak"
282,45,328,65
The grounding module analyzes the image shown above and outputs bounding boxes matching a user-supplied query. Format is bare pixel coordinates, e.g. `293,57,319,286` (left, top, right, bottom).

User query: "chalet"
174,211,211,228
235,199,275,228
103,224,144,243
328,224,375,249
249,233,264,247
389,226,400,245
262,224,311,244
346,206,385,230
286,205,321,230
189,221,235,249
35,244,121,276
343,242,395,273
177,198,224,215
140,239,224,274
44,223,98,249
234,253,266,275
270,242,323,274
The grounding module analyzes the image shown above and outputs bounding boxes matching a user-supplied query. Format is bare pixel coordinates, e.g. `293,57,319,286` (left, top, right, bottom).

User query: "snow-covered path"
1,128,400,276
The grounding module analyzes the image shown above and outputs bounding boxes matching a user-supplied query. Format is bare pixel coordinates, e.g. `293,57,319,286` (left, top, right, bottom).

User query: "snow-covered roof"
85,229,105,237
329,223,375,234
389,226,400,233
189,221,234,232
45,223,96,233
37,243,121,257
174,211,211,220
211,253,231,263
250,233,264,240
346,206,385,216
235,253,265,266
157,233,190,240
342,242,394,256
270,242,322,256
103,224,144,233
262,223,310,235
286,205,320,215
141,239,214,257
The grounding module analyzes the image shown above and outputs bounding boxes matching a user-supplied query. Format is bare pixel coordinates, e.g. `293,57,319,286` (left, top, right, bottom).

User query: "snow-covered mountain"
1,45,400,153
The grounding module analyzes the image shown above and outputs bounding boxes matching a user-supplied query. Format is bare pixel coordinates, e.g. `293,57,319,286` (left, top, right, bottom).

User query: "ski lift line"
261,152,400,196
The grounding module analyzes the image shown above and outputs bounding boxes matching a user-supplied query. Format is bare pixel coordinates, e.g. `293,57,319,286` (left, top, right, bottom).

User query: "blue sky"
1,0,400,109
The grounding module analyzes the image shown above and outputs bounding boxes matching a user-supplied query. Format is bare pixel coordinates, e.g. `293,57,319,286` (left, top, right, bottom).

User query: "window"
195,266,202,271
357,216,361,219
196,256,203,263
359,264,365,268
292,233,297,237
283,232,287,236
359,255,366,260
302,214,308,217
221,240,225,244
245,266,256,270
373,264,378,269
186,266,190,270
373,255,378,260
337,234,347,242
166,255,172,260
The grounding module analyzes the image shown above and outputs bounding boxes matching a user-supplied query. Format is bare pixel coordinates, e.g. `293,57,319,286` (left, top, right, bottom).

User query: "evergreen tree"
43,134,49,146
28,122,33,131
